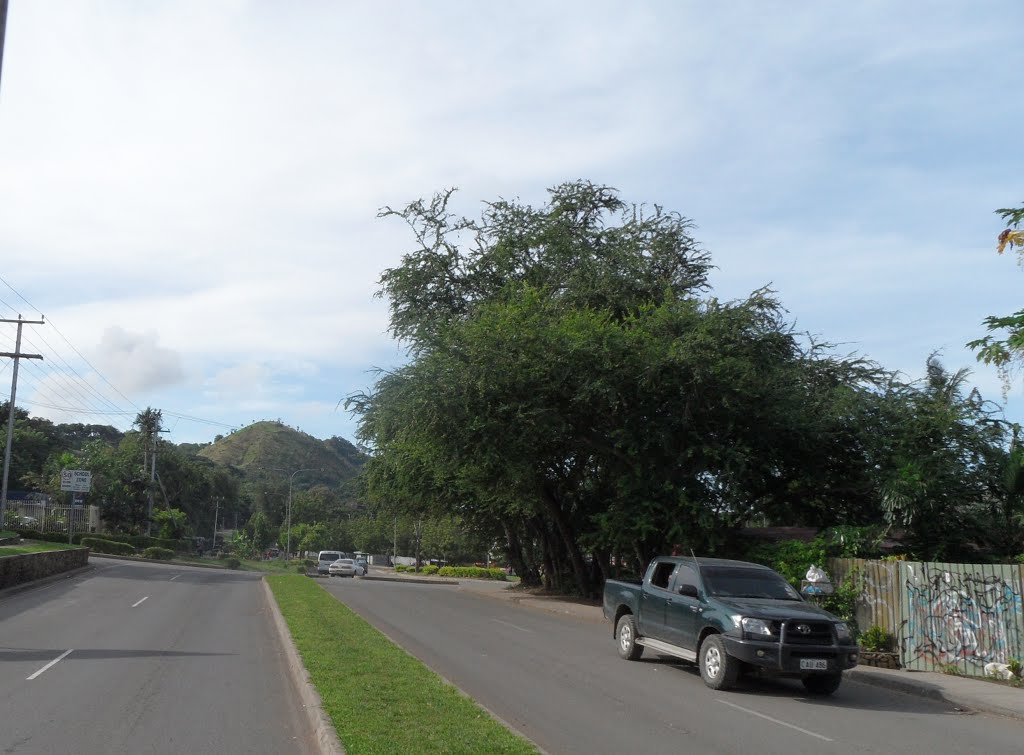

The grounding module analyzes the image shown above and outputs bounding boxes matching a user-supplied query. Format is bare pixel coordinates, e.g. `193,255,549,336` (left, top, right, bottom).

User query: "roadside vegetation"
268,575,537,755
0,540,83,555
349,186,1024,597
3,193,1023,603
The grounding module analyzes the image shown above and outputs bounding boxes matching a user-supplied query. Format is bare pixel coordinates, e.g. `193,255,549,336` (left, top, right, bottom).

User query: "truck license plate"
800,659,829,670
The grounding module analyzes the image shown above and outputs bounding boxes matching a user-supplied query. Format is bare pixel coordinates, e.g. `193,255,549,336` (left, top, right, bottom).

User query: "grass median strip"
267,575,537,755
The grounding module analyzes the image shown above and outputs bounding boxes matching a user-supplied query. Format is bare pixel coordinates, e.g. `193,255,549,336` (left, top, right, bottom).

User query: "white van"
317,551,343,575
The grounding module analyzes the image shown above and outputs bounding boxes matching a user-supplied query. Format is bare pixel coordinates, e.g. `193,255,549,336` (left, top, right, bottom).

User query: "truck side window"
650,562,675,589
672,564,698,594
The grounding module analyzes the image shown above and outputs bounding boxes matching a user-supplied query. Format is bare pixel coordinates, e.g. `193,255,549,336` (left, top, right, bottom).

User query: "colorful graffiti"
901,563,1024,671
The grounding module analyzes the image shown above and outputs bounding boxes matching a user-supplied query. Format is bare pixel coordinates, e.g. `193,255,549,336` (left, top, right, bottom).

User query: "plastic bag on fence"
802,564,830,595
805,564,828,583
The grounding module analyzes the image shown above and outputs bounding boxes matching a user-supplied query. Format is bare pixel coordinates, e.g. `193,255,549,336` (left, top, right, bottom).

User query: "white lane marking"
27,649,73,681
132,596,149,607
717,700,833,742
169,574,181,581
491,618,533,633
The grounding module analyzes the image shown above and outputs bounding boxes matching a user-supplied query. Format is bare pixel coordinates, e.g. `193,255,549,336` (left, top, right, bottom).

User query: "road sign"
60,469,92,493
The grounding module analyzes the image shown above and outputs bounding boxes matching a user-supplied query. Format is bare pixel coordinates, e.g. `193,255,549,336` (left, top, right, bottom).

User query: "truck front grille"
782,620,833,645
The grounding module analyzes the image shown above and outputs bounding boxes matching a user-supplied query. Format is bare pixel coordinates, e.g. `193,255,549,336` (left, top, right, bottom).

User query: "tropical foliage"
351,182,1024,596
969,204,1024,383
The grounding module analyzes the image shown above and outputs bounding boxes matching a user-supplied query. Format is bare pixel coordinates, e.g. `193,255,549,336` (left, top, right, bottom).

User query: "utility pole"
0,1,9,98
212,496,220,553
1,316,44,524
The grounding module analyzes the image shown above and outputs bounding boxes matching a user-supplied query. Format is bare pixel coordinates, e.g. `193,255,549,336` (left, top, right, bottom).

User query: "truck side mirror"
678,584,699,599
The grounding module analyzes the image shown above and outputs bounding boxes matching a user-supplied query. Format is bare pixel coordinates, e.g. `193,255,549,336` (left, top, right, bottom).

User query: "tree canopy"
353,181,1022,596
969,204,1024,383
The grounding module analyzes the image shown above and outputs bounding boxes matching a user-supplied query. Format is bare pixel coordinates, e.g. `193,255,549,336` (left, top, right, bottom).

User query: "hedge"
142,547,175,560
437,567,507,580
14,530,190,552
81,537,135,556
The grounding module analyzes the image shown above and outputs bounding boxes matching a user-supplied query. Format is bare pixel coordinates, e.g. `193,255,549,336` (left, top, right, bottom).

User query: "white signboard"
60,469,92,493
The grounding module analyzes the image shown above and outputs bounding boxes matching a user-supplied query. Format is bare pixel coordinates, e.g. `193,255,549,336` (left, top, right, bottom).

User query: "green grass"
0,540,84,555
267,575,537,755
237,558,301,573
0,530,17,539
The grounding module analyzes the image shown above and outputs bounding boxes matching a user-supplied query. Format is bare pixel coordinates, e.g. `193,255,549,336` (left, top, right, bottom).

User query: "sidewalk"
449,576,1024,722
846,664,1024,722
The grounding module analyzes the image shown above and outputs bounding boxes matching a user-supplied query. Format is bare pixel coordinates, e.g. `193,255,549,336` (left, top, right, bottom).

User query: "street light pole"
262,466,317,560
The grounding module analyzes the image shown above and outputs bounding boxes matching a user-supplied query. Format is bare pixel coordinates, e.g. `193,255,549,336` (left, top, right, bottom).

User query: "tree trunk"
538,484,591,596
503,520,539,586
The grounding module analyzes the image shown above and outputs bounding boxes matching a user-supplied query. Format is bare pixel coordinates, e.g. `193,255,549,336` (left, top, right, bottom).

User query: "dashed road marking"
27,649,73,681
132,596,149,608
717,700,833,742
492,618,533,633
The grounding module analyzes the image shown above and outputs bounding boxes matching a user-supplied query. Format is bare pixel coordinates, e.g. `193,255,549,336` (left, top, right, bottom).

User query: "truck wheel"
802,673,842,696
699,635,739,690
616,614,644,660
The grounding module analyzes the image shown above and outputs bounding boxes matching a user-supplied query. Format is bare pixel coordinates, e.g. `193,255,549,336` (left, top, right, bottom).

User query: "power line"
0,275,241,435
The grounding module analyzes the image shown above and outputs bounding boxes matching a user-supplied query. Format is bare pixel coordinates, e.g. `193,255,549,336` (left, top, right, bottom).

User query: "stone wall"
0,547,90,590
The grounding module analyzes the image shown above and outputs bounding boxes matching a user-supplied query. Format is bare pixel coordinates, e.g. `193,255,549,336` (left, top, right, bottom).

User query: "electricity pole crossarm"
1,316,45,522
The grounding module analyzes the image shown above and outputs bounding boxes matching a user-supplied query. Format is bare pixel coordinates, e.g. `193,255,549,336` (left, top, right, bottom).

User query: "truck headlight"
741,617,775,637
835,622,851,641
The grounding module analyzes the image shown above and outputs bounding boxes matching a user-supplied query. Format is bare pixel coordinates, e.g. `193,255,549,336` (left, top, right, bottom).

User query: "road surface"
323,576,1023,754
0,558,313,754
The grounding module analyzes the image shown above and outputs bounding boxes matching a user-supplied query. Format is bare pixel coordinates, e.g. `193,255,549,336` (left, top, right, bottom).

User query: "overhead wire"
0,275,240,435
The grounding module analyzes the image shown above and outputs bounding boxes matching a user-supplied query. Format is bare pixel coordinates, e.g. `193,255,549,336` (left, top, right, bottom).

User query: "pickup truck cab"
603,557,858,694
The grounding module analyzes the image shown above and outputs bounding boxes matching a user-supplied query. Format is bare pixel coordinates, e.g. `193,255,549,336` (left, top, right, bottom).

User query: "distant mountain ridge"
197,421,366,487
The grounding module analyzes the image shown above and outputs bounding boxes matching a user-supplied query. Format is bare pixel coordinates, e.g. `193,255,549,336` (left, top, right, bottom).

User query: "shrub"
225,558,241,570
81,537,135,556
437,566,507,580
142,547,175,560
296,564,308,574
395,564,410,573
1008,658,1023,678
422,564,439,575
859,625,892,652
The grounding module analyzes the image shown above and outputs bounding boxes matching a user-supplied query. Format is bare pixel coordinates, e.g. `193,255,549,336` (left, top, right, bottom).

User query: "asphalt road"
323,577,1024,755
0,559,313,755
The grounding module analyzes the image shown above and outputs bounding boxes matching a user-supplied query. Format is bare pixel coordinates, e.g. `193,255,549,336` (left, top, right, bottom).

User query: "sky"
0,1,1022,447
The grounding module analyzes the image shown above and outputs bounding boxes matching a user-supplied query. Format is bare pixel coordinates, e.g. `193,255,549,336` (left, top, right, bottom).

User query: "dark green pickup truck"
603,556,859,694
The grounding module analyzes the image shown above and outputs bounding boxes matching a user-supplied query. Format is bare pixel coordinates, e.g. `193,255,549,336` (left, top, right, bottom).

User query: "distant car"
317,550,343,575
355,557,369,576
329,558,358,577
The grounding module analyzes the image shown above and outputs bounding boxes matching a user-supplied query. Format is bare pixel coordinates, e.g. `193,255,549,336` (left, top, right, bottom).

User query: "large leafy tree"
353,182,909,595
878,357,1007,560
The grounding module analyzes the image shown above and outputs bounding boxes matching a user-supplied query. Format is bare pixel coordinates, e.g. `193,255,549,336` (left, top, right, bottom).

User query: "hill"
197,421,366,488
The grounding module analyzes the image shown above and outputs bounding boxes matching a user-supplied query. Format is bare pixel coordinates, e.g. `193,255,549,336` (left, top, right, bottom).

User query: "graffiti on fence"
901,563,1024,670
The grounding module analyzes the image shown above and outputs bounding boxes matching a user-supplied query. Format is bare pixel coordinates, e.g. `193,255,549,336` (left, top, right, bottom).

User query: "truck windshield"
701,567,801,600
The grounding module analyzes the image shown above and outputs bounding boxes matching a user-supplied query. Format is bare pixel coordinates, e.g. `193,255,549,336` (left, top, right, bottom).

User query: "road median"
265,574,537,755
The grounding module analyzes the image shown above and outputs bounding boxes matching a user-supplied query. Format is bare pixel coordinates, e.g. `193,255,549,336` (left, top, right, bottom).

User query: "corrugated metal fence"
829,558,1024,676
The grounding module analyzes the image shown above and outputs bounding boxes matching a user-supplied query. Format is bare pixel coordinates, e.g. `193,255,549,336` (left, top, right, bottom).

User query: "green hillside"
198,421,366,488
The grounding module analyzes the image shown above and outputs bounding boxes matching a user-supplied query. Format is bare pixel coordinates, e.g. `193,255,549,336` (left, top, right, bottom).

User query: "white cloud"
91,327,186,394
1,1,1022,442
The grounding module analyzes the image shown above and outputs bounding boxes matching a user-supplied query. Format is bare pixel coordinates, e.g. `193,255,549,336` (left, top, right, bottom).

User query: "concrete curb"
0,564,94,601
360,574,459,585
846,667,1024,722
87,552,231,569
261,577,346,755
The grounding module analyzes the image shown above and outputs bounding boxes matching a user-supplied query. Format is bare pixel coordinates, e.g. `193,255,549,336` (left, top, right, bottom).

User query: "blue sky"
0,1,1021,446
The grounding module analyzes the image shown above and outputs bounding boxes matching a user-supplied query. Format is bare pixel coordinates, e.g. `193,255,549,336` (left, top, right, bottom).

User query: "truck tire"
802,673,842,696
699,635,739,690
616,614,644,660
